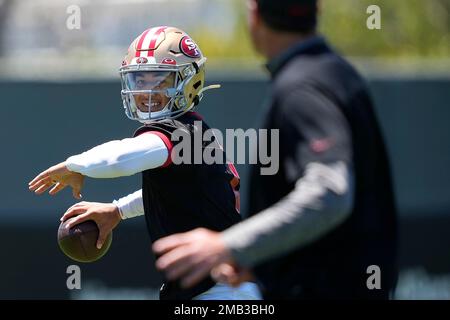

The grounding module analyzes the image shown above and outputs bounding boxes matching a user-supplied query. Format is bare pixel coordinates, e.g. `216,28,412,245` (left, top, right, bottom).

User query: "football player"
28,26,261,300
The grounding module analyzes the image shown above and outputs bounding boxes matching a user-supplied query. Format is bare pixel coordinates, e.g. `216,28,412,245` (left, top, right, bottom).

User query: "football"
57,219,112,263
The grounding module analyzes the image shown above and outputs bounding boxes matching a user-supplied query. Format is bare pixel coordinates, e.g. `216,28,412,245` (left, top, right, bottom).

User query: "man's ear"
316,0,322,16
247,0,265,54
247,0,260,29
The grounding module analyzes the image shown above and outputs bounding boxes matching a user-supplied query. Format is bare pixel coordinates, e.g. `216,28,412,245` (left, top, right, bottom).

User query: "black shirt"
134,112,242,300
248,36,398,299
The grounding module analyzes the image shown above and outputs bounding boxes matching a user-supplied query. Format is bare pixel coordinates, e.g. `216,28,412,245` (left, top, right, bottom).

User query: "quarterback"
28,26,261,300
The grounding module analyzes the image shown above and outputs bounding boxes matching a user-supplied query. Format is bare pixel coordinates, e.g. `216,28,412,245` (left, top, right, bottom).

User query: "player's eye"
136,79,146,88
153,80,166,90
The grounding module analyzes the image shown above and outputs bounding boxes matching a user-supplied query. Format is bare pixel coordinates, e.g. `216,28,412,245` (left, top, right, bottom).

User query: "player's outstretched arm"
29,132,168,198
65,133,169,178
28,161,84,199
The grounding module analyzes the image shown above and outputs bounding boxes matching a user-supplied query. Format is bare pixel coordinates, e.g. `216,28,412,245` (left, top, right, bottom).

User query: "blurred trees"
194,0,450,59
321,0,450,57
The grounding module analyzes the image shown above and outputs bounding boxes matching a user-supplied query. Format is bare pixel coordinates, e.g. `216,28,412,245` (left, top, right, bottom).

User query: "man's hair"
256,0,317,33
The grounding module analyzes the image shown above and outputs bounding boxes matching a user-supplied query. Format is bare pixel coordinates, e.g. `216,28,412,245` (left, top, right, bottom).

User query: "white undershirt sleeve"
65,132,169,178
113,189,144,220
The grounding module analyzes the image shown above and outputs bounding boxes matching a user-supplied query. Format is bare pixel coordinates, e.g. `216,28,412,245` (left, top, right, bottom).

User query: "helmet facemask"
120,61,207,123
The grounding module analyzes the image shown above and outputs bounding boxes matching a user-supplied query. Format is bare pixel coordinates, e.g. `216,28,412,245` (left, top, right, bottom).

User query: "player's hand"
153,228,234,288
211,263,255,287
61,201,121,249
28,161,84,199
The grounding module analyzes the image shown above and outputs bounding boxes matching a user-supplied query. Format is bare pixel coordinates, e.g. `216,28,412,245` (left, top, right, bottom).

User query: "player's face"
133,72,175,113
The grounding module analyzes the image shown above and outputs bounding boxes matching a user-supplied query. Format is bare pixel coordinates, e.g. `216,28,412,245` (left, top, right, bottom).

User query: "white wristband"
113,189,145,220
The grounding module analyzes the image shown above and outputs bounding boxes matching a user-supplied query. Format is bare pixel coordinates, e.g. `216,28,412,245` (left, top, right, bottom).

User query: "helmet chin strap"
136,109,150,120
136,108,170,120
136,99,171,122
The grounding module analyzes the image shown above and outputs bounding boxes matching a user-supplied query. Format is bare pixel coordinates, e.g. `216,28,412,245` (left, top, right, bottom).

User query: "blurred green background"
0,0,449,300
1,0,449,79
195,0,450,59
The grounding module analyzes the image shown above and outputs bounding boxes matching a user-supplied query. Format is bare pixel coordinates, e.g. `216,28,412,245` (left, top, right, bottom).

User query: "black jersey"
134,112,241,300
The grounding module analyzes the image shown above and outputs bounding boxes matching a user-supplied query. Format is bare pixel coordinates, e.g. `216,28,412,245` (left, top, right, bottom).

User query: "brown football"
57,218,112,263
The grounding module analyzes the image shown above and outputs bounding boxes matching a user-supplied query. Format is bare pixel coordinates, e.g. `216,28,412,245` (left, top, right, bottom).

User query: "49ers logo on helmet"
161,58,177,65
180,36,200,58
136,57,148,64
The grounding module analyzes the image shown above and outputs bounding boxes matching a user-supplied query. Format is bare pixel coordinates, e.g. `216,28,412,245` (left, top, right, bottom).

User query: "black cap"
256,0,317,32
